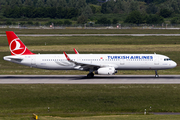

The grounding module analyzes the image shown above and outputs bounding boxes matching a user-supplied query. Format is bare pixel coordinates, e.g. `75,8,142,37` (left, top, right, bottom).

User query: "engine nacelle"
95,67,117,75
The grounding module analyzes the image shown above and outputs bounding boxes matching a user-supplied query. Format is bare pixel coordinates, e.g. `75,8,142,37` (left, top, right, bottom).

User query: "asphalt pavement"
0,75,180,84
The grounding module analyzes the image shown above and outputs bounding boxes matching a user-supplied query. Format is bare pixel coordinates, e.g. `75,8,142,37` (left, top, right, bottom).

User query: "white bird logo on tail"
10,38,26,55
12,40,23,51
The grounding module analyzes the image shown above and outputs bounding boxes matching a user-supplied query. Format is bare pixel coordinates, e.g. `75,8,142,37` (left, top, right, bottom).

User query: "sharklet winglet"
73,48,79,54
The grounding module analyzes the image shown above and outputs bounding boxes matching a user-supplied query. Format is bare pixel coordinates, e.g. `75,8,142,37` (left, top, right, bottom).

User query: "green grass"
40,115,180,120
0,36,180,46
39,115,180,120
1,44,180,52
1,115,180,120
0,84,180,117
0,28,180,34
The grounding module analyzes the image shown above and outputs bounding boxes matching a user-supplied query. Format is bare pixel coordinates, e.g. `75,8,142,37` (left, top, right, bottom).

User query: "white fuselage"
3,54,177,71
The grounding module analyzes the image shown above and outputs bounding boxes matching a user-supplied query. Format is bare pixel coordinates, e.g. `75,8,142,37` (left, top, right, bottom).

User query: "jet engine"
95,67,117,75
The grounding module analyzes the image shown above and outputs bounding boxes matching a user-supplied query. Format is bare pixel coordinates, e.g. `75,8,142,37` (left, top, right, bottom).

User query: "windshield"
164,58,171,61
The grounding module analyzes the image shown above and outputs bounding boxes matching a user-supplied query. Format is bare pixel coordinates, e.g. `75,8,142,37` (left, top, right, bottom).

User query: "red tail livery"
6,31,34,55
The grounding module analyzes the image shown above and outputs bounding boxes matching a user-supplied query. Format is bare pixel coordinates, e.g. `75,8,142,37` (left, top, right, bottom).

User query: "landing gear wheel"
87,72,94,78
155,70,159,78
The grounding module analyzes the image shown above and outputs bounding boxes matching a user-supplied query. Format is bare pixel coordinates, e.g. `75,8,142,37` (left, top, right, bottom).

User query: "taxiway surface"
0,75,180,84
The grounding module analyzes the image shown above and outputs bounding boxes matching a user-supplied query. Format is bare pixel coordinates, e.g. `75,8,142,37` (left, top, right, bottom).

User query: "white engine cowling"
95,67,117,75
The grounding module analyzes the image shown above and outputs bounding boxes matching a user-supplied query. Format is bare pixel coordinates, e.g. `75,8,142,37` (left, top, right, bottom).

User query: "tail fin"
6,31,34,55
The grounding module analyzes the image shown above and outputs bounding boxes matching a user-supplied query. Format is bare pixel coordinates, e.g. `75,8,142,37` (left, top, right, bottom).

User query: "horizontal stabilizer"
3,56,23,62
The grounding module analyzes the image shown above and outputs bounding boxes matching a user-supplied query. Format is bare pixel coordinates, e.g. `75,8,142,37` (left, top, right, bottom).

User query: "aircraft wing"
63,52,104,70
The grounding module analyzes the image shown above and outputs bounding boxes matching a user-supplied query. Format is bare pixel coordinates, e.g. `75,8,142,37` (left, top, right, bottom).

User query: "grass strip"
1,36,180,46
0,28,180,34
1,44,180,52
38,115,180,120
1,115,180,120
0,84,180,116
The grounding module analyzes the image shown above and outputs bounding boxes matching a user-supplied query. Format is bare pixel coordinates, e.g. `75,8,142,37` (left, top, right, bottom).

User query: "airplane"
3,31,177,78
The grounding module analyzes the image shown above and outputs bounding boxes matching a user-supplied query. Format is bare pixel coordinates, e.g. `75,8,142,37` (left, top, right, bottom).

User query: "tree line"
4,6,79,19
0,0,180,24
124,11,164,24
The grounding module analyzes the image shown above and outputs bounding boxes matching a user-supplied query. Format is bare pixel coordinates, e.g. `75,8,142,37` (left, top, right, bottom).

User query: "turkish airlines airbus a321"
3,31,177,78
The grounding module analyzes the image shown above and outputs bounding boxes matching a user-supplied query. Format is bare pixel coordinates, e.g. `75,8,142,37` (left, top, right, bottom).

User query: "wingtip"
73,48,79,54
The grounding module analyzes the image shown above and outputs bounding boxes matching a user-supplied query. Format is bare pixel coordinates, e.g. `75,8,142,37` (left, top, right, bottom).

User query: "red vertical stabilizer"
6,31,34,55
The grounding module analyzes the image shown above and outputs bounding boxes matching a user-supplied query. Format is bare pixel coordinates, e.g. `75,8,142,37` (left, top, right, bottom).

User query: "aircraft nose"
172,61,177,68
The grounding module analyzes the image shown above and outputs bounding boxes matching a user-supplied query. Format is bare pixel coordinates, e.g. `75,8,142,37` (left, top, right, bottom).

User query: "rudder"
6,31,34,55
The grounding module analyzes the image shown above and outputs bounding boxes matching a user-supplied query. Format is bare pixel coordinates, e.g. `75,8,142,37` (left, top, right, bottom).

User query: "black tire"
87,72,94,78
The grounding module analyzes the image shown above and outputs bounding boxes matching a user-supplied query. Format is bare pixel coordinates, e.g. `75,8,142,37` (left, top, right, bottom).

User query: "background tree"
57,0,67,8
90,5,96,14
86,0,99,4
114,0,124,13
146,14,164,24
6,20,12,25
170,0,180,13
27,21,33,25
75,0,87,13
56,20,63,25
24,0,32,6
68,0,78,8
146,3,158,14
101,0,115,14
124,11,143,24
36,0,44,7
112,18,118,24
1,0,180,25
64,20,72,25
170,17,179,24
56,7,63,18
82,5,93,18
159,8,172,18
35,22,39,26
130,1,139,12
96,17,111,25
77,14,87,24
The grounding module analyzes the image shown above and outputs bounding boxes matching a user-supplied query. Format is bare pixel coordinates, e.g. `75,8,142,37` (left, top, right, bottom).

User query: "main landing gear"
155,70,159,78
87,72,94,78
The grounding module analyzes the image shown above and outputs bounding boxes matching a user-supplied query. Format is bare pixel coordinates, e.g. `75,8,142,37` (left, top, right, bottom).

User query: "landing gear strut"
87,72,94,78
155,70,159,78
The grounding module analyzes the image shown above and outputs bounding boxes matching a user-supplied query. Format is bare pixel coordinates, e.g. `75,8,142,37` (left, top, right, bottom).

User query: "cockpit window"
164,58,171,61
